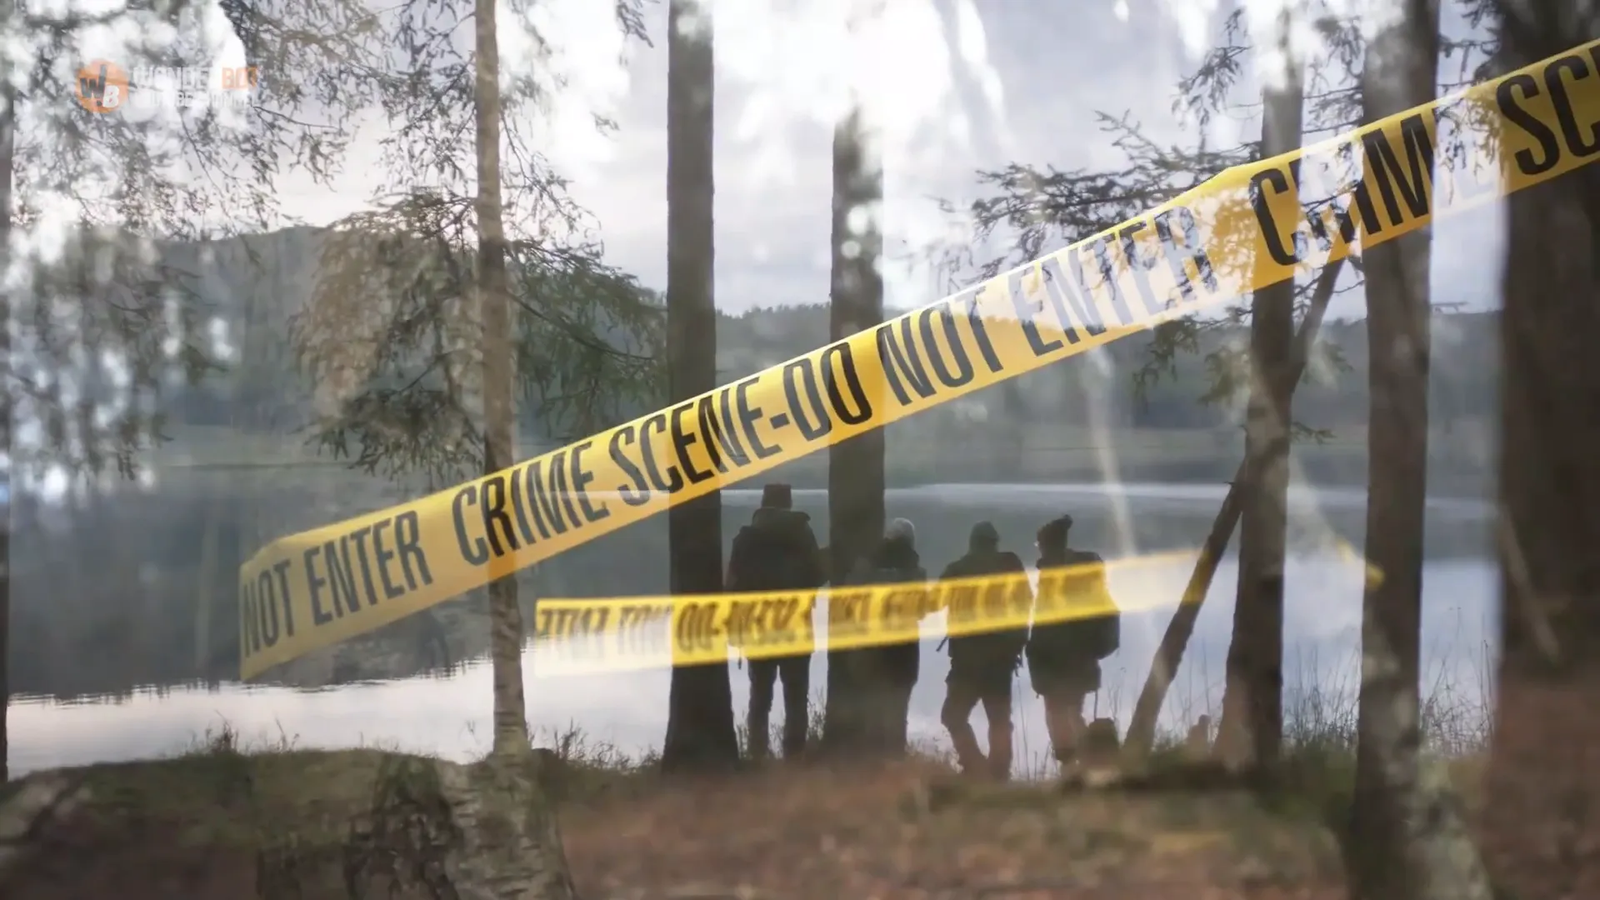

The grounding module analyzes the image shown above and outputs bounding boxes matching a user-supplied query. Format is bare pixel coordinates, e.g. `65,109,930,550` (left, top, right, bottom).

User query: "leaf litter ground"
0,748,1350,899
562,757,1348,899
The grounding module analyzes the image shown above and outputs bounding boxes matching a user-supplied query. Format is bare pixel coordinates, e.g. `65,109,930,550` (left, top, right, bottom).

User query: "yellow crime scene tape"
238,39,1600,680
527,549,1189,677
526,538,1382,677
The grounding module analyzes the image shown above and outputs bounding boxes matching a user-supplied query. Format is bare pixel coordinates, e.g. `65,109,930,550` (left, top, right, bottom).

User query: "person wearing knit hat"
760,483,793,510
1035,514,1073,551
1025,513,1122,778
938,520,1029,781
840,514,928,755
885,517,916,546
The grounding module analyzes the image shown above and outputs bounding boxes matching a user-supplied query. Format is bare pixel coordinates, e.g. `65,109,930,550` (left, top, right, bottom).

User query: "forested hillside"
157,226,1498,456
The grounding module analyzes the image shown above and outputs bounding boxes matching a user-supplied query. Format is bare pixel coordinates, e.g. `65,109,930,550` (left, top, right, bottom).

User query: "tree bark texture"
1483,5,1600,898
459,1,581,895
1348,4,1494,898
1,72,14,786
435,756,582,900
340,754,579,900
1125,257,1345,759
1217,12,1302,771
822,103,886,757
660,0,739,775
472,0,529,761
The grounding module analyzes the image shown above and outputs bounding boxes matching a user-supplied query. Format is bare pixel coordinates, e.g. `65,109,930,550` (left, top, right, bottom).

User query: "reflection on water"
12,477,1494,697
10,554,1498,778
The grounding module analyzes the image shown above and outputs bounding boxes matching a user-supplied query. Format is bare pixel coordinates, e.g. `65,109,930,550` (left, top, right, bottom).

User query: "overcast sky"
77,0,1508,320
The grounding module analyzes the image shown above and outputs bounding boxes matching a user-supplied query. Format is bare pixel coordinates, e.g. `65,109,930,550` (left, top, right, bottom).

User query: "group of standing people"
724,483,1122,781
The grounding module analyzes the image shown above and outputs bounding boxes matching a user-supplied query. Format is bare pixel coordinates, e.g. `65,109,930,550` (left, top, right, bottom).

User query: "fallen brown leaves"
0,749,445,899
1,750,1354,899
563,758,1347,900
1479,662,1600,900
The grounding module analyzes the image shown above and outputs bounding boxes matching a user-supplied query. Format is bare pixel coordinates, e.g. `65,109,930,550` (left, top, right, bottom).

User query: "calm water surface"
10,551,1498,777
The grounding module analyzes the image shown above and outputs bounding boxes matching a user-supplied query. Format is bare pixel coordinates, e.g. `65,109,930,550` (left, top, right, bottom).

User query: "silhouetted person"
938,521,1029,781
1025,515,1121,774
847,517,928,755
727,483,825,760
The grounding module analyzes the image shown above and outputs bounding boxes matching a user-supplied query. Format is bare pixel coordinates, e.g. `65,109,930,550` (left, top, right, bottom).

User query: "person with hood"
726,483,825,761
938,521,1029,781
844,517,929,754
1025,514,1121,773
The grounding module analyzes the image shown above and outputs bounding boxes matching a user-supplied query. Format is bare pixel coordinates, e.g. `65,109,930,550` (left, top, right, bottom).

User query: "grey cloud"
273,1,1505,318
571,1,1315,315
571,0,1217,314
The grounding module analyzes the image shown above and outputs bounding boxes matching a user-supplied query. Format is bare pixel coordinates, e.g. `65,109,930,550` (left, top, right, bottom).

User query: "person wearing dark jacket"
727,483,825,760
1025,514,1121,772
938,521,1030,781
846,517,928,755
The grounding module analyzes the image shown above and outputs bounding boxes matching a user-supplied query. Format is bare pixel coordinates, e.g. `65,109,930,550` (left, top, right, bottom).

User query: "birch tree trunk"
1482,4,1600,897
473,0,528,766
1216,5,1302,771
424,0,582,895
660,0,739,774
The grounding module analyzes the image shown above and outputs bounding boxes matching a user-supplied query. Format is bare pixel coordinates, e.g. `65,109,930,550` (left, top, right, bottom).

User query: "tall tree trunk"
822,100,886,756
1125,257,1345,759
1348,3,1492,898
1482,5,1600,898
473,0,528,764
660,0,738,774
1216,8,1302,771
432,1,581,896
0,69,13,787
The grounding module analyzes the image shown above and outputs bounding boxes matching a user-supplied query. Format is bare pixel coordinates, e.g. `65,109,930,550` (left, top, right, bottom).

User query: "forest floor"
562,754,1355,900
0,724,1487,900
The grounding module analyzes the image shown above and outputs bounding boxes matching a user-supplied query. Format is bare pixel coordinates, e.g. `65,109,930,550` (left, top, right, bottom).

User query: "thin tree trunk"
472,0,528,762
1482,6,1600,899
1125,257,1345,759
438,1,581,896
1216,9,1303,771
822,101,886,757
660,0,738,774
0,68,13,787
1348,3,1492,897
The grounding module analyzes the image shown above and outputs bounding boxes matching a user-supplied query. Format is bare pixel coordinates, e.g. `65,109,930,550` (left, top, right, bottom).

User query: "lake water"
7,482,1499,777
